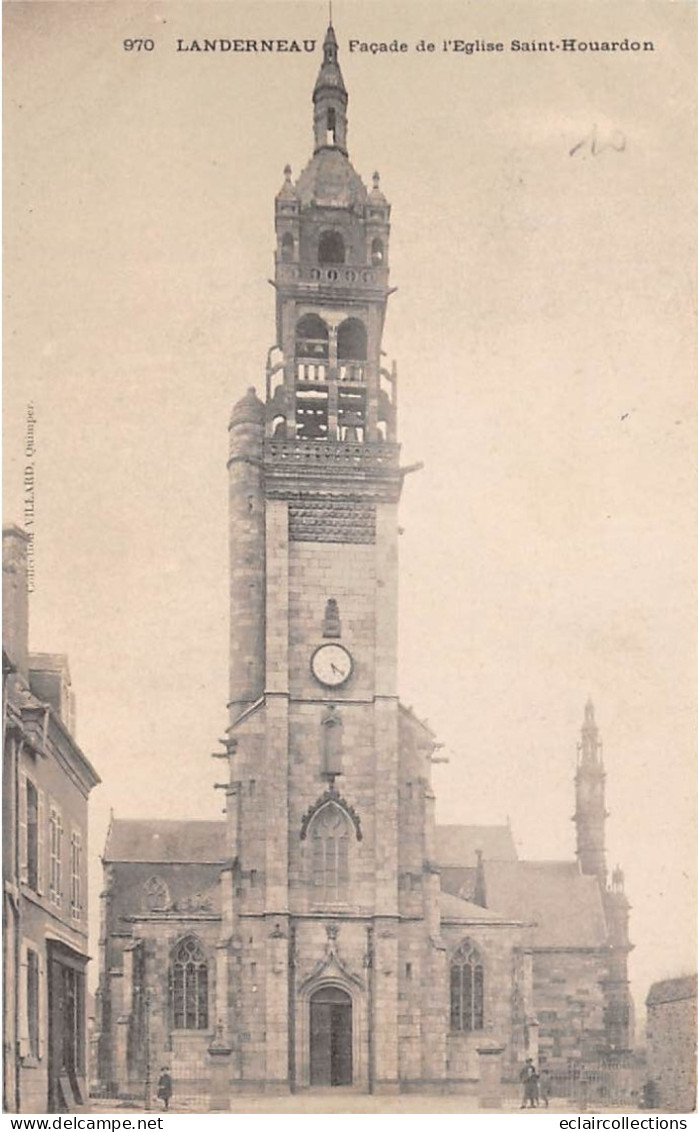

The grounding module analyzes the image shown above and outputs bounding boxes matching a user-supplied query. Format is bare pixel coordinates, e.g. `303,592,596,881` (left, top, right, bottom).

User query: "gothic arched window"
171,936,208,1030
281,232,294,262
450,940,484,1032
371,238,384,266
311,804,350,902
318,230,345,265
143,875,170,912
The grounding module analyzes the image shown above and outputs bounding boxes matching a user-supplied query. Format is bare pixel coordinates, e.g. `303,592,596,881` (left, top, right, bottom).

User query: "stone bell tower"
572,701,634,1056
573,698,608,885
222,26,444,1095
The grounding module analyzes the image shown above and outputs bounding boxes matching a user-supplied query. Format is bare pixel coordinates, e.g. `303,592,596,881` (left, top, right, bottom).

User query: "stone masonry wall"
647,994,697,1112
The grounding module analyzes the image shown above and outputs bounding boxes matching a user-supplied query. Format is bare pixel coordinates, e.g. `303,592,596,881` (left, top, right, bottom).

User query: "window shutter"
57,809,63,903
18,772,28,885
36,790,45,895
18,942,30,1058
38,952,46,1059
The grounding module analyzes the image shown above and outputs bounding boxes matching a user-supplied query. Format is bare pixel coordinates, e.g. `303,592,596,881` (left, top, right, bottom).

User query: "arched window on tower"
450,940,484,1032
371,238,384,266
310,803,350,903
337,318,367,387
327,107,337,145
337,318,367,438
318,230,345,266
170,936,209,1030
295,314,329,375
281,232,294,263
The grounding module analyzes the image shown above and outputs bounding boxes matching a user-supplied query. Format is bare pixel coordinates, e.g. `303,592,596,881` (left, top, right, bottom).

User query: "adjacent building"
646,975,697,1112
3,525,101,1112
439,700,635,1071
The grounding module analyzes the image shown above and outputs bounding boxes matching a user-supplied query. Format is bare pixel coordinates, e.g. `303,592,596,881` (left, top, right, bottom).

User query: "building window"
26,780,39,891
143,874,170,912
171,936,208,1030
450,940,484,1032
311,804,349,903
27,948,40,1058
70,831,82,920
49,805,63,906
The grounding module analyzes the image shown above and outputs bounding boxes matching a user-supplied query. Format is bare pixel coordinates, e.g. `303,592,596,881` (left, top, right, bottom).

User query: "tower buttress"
227,388,266,716
572,698,607,885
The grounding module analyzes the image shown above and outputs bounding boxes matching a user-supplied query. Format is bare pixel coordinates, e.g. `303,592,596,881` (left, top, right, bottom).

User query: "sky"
3,0,696,1018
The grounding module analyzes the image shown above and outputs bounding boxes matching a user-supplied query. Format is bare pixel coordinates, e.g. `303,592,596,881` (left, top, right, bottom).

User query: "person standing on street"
157,1067,173,1112
520,1058,539,1108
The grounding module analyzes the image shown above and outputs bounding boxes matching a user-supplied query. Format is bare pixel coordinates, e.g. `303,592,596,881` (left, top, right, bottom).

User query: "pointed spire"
580,696,602,765
313,24,346,96
312,24,348,154
276,163,298,202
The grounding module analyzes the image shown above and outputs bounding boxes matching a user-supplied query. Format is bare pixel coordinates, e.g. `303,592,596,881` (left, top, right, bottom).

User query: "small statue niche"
322,705,343,780
322,598,341,639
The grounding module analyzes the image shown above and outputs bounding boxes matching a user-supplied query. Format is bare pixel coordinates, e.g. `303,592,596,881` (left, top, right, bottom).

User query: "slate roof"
482,860,608,949
435,824,518,867
104,820,227,864
646,974,697,1007
439,890,524,925
439,866,477,902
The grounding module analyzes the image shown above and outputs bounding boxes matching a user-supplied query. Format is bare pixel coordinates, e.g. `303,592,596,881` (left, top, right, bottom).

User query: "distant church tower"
573,698,607,884
223,25,444,1093
573,701,634,1055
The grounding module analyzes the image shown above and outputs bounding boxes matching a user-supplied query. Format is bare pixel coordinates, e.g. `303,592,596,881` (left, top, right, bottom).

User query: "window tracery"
450,939,484,1032
310,804,350,902
143,875,170,912
170,936,208,1030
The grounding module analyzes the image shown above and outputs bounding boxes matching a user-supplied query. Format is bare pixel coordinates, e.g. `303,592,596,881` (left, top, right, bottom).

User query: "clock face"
311,643,353,688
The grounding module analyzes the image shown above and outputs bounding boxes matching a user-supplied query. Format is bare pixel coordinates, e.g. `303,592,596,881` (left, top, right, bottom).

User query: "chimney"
2,525,31,679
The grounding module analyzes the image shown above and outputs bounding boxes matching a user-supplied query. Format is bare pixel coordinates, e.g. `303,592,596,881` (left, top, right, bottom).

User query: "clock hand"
330,662,343,675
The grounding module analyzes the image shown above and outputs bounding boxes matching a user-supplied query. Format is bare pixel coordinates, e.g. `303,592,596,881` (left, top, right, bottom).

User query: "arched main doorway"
309,985,353,1086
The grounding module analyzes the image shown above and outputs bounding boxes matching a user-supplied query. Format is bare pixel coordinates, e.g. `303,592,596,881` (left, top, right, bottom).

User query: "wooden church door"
309,986,352,1086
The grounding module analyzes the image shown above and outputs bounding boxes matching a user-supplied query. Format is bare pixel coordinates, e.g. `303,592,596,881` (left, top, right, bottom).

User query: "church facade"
95,29,633,1103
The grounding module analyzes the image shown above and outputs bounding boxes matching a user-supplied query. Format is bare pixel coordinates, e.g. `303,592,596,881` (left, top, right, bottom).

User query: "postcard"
3,0,696,1116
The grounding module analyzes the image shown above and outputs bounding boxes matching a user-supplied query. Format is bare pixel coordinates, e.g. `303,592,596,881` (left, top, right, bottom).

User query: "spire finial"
329,0,333,27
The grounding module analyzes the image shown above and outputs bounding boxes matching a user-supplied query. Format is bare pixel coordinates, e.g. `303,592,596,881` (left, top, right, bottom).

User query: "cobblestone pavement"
86,1092,602,1115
